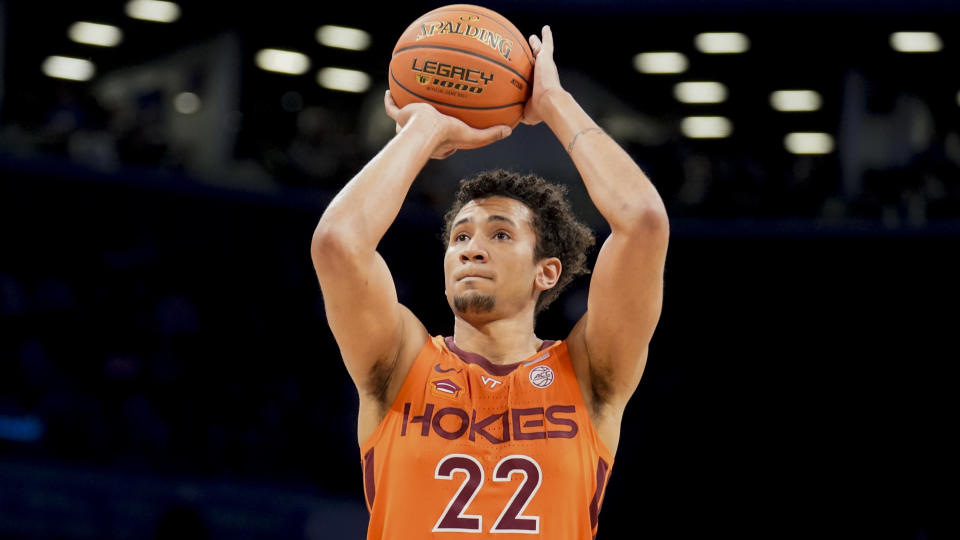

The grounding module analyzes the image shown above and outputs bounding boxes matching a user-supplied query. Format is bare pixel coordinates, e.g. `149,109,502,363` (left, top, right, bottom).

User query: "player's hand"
522,25,565,126
384,90,511,160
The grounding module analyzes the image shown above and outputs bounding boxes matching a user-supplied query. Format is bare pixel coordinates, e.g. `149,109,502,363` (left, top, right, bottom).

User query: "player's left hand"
522,25,565,126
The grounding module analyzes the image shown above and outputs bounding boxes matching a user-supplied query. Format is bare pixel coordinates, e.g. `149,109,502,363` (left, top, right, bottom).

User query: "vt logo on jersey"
481,375,503,390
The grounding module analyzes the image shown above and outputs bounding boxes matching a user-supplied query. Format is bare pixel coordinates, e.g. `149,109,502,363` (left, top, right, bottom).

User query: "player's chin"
452,292,496,315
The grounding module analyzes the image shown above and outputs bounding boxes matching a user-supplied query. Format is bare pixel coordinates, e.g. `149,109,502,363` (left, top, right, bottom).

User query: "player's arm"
312,92,512,400
525,27,669,406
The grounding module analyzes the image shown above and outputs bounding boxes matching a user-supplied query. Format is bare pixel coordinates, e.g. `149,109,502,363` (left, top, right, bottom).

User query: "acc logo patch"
528,365,555,389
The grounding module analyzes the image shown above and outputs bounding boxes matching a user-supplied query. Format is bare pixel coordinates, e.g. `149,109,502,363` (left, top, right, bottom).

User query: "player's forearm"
542,91,668,231
314,114,445,250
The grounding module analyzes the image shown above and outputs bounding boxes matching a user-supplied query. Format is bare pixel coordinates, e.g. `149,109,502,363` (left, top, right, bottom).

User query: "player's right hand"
384,90,512,160
523,25,566,126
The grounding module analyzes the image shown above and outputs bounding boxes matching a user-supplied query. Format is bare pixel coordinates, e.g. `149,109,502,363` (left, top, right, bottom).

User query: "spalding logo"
415,20,514,60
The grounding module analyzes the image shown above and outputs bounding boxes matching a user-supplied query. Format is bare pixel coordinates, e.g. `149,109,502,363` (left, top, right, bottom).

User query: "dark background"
1,1,958,539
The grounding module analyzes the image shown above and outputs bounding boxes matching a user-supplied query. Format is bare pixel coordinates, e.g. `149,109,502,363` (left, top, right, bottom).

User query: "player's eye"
455,233,470,242
493,231,511,241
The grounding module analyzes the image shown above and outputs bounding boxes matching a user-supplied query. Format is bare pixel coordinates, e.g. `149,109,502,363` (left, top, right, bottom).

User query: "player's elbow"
619,204,670,239
311,221,360,269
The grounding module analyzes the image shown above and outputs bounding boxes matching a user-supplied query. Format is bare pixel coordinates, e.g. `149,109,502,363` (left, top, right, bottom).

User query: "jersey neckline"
443,336,558,376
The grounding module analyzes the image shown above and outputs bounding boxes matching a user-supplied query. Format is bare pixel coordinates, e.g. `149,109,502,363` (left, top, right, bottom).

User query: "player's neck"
452,311,542,366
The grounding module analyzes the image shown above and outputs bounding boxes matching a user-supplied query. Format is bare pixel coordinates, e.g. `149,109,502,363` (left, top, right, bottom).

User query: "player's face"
444,196,541,319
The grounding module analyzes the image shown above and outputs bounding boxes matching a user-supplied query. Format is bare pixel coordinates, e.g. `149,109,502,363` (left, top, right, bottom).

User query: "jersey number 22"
433,453,542,534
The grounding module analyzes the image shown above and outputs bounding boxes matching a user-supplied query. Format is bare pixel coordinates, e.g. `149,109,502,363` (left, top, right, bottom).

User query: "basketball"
388,4,534,129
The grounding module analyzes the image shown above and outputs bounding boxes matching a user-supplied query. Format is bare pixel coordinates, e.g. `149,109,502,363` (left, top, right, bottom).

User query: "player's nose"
459,240,487,263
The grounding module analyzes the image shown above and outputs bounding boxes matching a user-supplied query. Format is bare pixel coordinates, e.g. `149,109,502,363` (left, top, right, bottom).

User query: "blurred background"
1,0,958,538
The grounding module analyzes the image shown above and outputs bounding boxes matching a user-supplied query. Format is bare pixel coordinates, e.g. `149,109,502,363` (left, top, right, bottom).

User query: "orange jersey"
360,335,615,539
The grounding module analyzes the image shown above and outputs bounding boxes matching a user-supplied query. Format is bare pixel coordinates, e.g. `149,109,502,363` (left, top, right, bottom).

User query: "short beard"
453,293,495,315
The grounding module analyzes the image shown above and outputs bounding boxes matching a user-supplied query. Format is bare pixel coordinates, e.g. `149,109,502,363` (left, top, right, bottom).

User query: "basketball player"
311,26,668,538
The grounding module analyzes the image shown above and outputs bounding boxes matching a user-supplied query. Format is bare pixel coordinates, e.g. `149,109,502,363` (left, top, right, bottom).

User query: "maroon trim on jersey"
443,336,557,376
589,457,609,532
363,447,375,512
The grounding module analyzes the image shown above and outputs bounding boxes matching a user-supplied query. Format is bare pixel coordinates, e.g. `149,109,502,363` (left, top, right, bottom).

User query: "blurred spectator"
153,503,210,540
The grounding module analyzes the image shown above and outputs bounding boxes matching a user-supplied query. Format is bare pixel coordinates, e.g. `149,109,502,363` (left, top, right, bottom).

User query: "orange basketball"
388,4,534,129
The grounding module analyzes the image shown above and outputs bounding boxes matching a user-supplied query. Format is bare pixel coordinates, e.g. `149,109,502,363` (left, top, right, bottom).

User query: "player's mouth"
457,273,493,281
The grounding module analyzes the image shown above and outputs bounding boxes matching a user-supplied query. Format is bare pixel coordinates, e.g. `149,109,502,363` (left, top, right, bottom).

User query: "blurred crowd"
3,66,959,227
0,182,362,492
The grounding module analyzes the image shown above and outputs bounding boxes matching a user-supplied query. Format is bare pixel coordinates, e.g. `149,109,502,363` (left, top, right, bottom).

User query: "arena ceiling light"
41,56,96,81
890,32,942,53
317,67,371,93
633,52,688,74
784,132,834,154
694,32,750,54
674,81,728,104
125,0,181,23
770,90,822,112
67,22,124,47
681,116,732,138
255,49,311,75
174,92,201,114
317,25,372,51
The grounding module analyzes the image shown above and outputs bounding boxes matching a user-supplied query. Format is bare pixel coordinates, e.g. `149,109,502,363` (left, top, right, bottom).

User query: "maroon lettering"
433,407,469,440
545,405,579,438
512,407,546,440
435,454,484,531
401,403,578,443
492,456,541,532
405,403,434,436
470,410,509,444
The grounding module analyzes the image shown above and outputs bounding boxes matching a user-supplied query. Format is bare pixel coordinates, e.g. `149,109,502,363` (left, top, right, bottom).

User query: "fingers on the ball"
529,34,542,54
384,90,399,115
541,25,553,51
477,126,511,144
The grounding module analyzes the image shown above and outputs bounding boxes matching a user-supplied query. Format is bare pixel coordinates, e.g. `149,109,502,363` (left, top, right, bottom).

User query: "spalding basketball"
388,4,534,129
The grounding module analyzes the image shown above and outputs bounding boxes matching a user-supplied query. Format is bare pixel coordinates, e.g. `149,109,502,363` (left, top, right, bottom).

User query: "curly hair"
442,169,595,315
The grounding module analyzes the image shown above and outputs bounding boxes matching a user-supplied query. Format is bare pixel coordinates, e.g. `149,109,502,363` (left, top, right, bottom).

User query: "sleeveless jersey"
360,335,615,539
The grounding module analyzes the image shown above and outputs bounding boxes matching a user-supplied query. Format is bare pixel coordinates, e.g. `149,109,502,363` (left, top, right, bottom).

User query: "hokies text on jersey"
400,402,579,444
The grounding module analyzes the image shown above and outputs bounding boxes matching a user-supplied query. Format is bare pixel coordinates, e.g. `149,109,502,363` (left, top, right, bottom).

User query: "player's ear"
535,257,561,291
